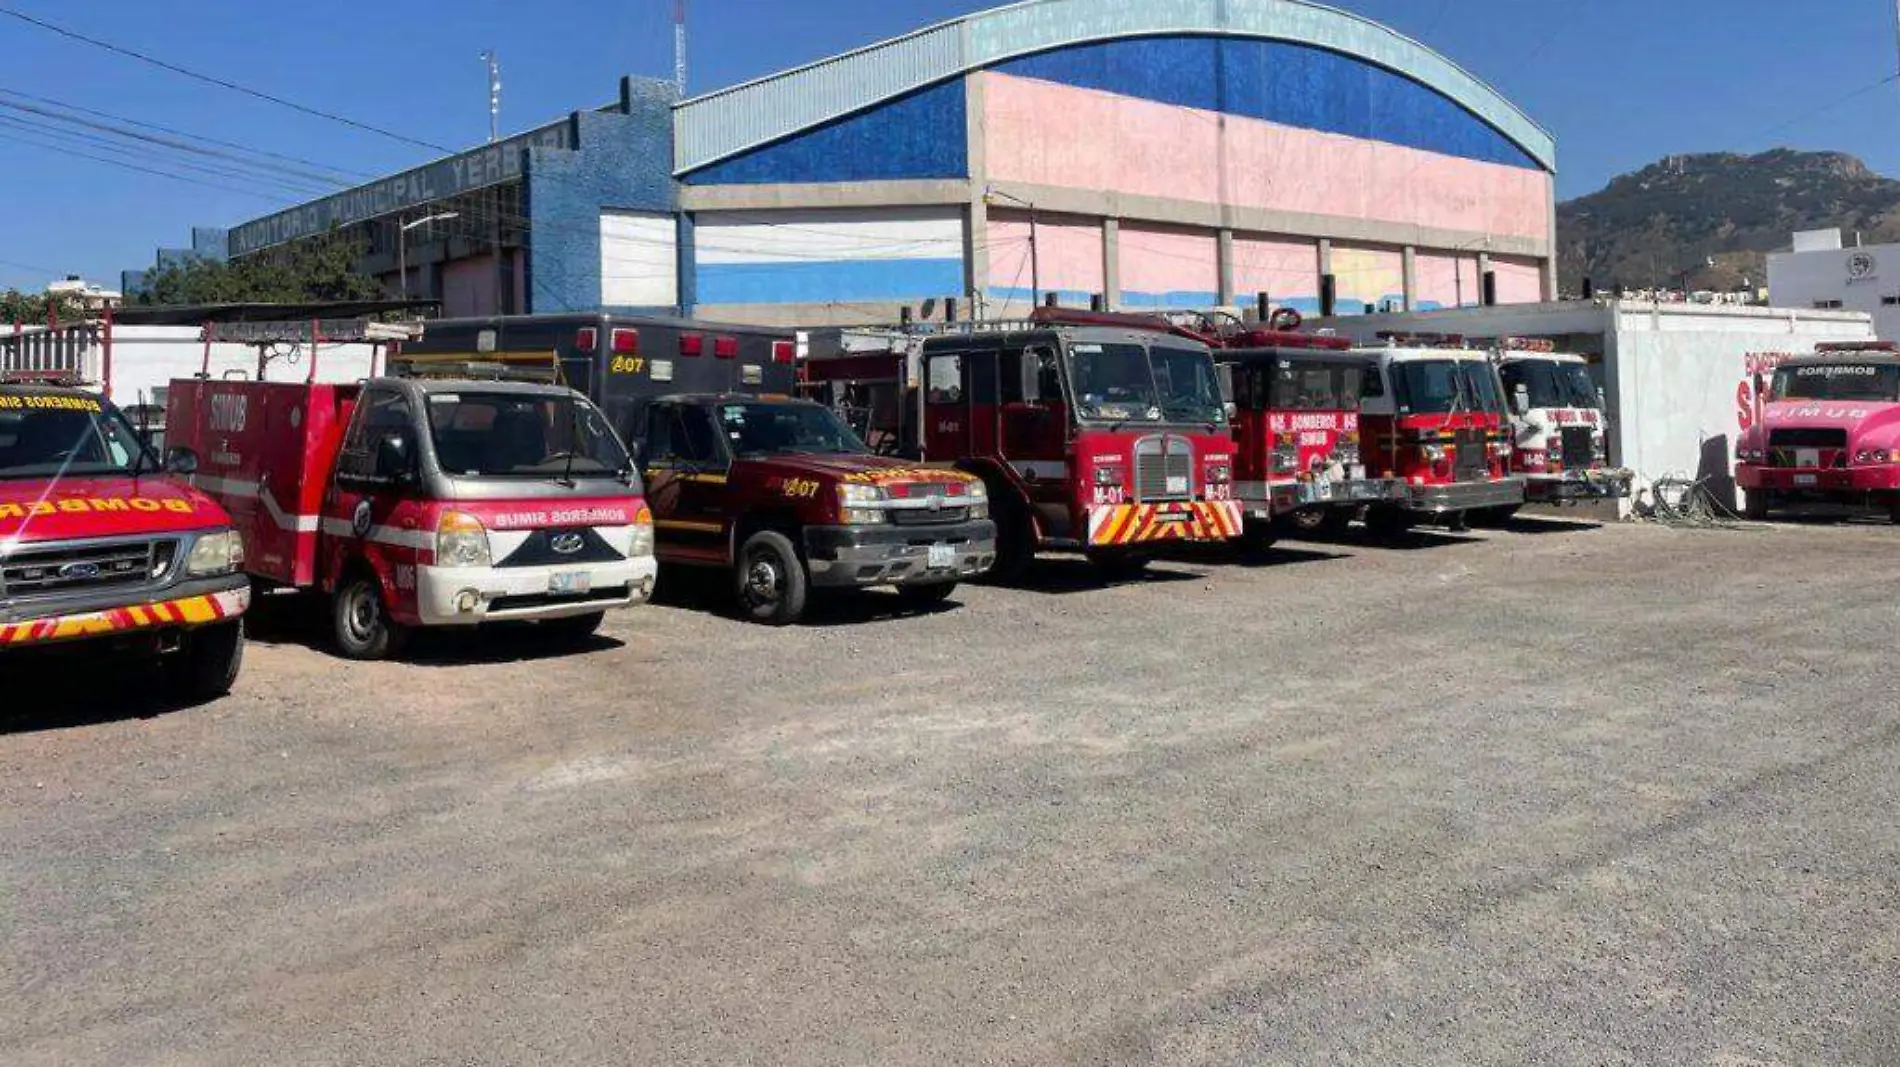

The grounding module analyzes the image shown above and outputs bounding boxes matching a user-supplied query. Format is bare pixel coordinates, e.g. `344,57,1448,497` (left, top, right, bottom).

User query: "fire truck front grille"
1561,427,1597,467
1134,435,1193,502
1768,428,1849,467
0,538,178,601
1453,429,1488,480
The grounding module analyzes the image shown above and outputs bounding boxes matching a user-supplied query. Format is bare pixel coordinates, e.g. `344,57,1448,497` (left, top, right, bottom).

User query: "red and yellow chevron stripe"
0,588,250,647
1087,501,1244,546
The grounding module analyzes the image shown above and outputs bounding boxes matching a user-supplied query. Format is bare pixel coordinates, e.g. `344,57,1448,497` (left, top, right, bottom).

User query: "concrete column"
1477,252,1493,307
1401,245,1418,312
1103,217,1122,312
1217,228,1236,307
1317,238,1333,278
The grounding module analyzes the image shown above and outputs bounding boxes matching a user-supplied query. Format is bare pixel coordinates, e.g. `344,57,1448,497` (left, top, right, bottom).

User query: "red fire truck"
1356,339,1524,534
168,372,656,659
1736,342,1900,523
804,309,1242,579
398,314,995,624
1490,339,1629,519
1205,328,1401,541
1,381,249,700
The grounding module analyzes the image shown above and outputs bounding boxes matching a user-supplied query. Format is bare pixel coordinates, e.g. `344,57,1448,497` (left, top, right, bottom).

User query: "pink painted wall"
1491,256,1546,304
982,72,1552,244
1414,252,1482,310
1232,235,1319,309
987,210,1104,315
1117,224,1219,308
1331,245,1406,313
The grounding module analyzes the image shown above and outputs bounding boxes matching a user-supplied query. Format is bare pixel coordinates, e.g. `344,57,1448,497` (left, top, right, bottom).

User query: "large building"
1768,228,1900,341
131,0,1558,327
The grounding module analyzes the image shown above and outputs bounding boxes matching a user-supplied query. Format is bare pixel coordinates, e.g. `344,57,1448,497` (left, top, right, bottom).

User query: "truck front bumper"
1397,478,1527,514
804,519,996,588
1524,469,1634,503
1738,465,1900,494
0,573,250,649
415,554,657,626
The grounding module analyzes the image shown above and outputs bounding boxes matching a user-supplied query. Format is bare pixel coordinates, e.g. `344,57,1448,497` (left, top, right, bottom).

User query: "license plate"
1794,473,1818,487
926,544,956,569
1797,449,1821,469
549,572,592,595
1313,476,1334,501
1166,475,1189,495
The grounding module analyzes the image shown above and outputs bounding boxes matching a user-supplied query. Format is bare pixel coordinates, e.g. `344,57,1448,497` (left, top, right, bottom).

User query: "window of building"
1813,299,1845,310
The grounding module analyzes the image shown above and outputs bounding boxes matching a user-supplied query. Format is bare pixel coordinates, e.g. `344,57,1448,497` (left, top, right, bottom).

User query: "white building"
45,276,123,311
1767,229,1900,340
1317,299,1875,513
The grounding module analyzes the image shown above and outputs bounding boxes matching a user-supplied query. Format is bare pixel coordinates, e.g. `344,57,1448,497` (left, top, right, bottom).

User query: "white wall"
600,210,678,308
1768,243,1900,341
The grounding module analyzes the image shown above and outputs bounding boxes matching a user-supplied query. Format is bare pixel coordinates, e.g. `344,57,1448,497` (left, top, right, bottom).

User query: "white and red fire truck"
167,372,656,659
1356,338,1525,534
1490,339,1630,518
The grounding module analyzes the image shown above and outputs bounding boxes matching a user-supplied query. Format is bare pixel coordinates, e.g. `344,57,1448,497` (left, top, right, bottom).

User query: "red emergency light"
713,336,739,360
771,340,796,365
679,333,704,358
1230,329,1351,351
575,327,598,353
611,328,639,355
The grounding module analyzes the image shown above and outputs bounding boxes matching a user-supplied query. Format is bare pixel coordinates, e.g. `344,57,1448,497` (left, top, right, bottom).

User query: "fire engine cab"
1357,338,1525,533
1,381,248,700
1211,330,1402,542
1736,342,1900,523
804,308,1242,580
1490,339,1629,518
168,370,656,659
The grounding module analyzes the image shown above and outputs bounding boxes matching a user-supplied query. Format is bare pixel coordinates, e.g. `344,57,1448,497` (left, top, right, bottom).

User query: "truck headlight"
436,511,492,568
965,480,989,520
630,506,655,557
185,529,245,576
838,483,889,526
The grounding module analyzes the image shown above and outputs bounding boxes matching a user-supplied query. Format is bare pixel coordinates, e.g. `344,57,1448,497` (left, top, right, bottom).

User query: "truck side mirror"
1752,373,1766,398
164,446,199,476
1512,383,1531,415
375,432,414,482
1597,386,1608,411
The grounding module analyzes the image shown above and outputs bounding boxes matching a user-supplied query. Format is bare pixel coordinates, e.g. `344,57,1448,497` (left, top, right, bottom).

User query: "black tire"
736,530,809,626
1471,504,1521,527
980,487,1034,585
1444,511,1472,533
897,582,958,607
1890,497,1900,526
1744,492,1772,522
541,611,606,642
168,620,243,703
1240,518,1278,551
1287,508,1329,534
1315,508,1358,537
332,571,411,661
1363,506,1418,538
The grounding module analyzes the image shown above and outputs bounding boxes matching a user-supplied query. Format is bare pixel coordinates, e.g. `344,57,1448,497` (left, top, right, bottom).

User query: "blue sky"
2,0,1898,291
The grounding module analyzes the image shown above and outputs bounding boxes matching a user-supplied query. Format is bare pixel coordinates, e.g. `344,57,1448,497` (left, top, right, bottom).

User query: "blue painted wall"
699,258,965,306
681,80,968,186
996,36,1541,171
523,78,680,314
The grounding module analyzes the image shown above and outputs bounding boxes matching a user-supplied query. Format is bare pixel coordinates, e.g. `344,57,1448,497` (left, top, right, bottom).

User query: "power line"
0,127,298,202
1757,72,1900,141
0,5,452,153
0,112,333,198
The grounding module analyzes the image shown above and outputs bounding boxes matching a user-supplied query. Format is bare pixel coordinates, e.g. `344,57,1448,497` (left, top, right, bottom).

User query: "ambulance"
1,381,249,700
168,373,656,659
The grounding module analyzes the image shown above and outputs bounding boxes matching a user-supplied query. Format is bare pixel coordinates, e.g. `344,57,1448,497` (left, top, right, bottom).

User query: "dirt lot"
4,515,1899,1066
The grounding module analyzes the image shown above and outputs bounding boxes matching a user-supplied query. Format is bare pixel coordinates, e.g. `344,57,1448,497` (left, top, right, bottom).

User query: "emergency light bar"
1225,329,1351,351
389,350,563,384
1375,331,1471,348
1487,336,1558,353
1815,341,1900,353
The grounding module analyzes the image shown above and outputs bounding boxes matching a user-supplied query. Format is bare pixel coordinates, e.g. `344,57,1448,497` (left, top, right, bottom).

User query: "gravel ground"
4,515,1899,1066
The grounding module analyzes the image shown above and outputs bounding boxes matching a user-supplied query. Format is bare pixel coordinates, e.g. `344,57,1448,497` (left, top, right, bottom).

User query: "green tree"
1,289,84,325
137,231,382,306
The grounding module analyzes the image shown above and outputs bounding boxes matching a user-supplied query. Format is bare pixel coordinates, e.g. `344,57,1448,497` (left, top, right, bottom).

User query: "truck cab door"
327,387,423,603
640,402,730,565
921,351,971,461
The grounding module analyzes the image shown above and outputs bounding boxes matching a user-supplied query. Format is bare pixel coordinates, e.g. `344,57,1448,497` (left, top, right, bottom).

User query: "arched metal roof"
674,0,1556,176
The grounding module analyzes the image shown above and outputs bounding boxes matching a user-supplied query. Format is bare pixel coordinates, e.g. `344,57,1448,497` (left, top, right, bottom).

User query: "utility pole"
985,186,1039,311
482,51,505,314
674,0,688,97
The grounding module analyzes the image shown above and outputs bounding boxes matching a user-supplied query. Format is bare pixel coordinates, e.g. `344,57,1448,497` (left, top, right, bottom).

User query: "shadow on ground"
0,656,204,735
244,589,627,667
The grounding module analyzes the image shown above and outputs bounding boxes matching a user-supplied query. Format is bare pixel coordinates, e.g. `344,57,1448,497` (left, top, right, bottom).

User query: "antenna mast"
674,0,688,97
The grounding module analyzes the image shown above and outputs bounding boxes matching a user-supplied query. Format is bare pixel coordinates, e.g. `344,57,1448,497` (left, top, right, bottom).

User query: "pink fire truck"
1736,342,1900,523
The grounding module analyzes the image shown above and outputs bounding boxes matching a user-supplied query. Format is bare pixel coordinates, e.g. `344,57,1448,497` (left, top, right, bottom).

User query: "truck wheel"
168,620,244,703
1088,549,1152,581
1315,508,1358,537
897,582,958,607
1744,492,1772,522
1471,505,1521,527
1240,518,1278,551
1363,506,1417,538
737,530,808,626
979,489,1033,585
542,611,606,642
1287,508,1329,535
333,572,411,661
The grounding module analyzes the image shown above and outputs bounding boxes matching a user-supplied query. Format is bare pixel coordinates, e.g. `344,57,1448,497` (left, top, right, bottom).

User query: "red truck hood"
0,474,230,545
744,455,981,484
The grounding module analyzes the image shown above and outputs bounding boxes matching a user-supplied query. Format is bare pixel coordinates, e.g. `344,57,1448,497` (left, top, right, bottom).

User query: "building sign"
227,121,574,256
1847,251,1878,284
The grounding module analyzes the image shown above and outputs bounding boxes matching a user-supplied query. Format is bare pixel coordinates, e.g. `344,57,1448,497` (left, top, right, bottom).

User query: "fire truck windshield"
0,393,151,480
1069,342,1224,425
1269,359,1365,411
1771,363,1900,403
426,392,629,479
1392,361,1507,417
719,401,870,458
1500,360,1599,409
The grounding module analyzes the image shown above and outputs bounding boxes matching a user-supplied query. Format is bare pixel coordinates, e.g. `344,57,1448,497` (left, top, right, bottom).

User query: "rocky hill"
1556,150,1900,293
